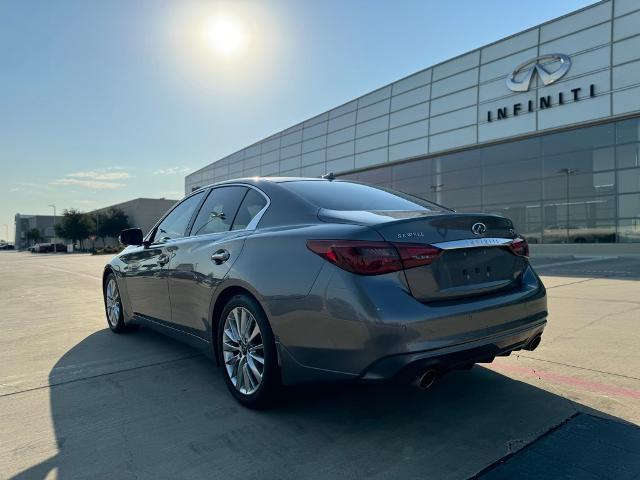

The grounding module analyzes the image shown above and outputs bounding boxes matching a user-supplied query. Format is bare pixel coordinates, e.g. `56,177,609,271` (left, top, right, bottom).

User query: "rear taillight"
393,243,443,269
508,237,529,257
306,240,402,275
306,240,442,275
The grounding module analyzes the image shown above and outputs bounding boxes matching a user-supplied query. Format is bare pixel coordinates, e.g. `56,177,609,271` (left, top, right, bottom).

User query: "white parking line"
533,256,616,269
39,264,101,281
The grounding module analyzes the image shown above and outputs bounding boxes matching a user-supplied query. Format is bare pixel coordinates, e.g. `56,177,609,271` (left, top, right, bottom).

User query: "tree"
54,209,94,250
25,228,42,246
100,208,130,242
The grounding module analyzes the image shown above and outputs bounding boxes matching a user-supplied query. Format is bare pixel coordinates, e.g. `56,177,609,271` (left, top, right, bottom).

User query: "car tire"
217,294,280,409
104,273,129,333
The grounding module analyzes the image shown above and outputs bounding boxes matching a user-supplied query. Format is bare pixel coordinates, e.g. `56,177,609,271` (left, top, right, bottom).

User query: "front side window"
191,186,247,236
153,191,204,243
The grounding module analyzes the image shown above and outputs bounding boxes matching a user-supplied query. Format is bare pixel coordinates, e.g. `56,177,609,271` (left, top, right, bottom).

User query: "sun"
204,15,248,58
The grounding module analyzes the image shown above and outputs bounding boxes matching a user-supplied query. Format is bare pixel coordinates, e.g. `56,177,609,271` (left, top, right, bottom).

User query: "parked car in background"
0,243,14,250
30,243,68,253
52,243,68,252
103,177,547,408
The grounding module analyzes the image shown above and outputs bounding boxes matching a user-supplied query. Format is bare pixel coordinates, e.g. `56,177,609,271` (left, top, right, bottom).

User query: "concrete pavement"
0,251,638,479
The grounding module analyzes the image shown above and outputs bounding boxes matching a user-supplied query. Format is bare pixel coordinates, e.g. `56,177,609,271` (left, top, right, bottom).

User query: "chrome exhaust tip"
416,369,437,390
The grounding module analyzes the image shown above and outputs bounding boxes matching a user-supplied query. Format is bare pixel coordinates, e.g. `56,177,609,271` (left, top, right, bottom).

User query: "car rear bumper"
359,317,546,382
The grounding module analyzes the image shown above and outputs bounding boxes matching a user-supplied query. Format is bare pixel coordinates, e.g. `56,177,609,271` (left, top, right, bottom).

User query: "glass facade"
339,117,640,243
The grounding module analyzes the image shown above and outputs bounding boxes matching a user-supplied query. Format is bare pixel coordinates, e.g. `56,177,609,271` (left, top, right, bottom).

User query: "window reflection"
618,168,640,194
616,118,640,144
616,144,640,169
542,123,614,155
618,219,640,243
335,117,640,243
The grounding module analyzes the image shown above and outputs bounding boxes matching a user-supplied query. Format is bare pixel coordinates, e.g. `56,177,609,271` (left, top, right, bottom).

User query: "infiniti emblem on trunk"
471,222,487,235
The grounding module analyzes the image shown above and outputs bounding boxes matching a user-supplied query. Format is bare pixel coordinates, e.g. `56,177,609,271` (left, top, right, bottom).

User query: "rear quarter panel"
227,223,383,301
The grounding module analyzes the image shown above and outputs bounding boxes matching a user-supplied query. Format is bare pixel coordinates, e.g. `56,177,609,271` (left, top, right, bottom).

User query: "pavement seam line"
533,256,616,269
544,278,598,289
0,353,204,398
542,304,640,347
546,295,640,305
515,354,640,381
38,264,102,281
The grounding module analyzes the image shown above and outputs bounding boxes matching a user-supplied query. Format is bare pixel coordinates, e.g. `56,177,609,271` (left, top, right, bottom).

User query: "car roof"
194,176,332,191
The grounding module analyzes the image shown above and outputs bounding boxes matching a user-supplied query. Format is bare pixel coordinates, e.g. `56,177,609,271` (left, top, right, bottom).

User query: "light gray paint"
186,0,640,194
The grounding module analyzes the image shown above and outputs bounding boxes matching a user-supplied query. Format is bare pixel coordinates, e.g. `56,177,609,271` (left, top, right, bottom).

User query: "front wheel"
218,294,279,408
104,273,128,333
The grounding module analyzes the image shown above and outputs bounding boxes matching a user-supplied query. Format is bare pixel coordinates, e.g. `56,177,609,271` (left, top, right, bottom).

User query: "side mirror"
119,228,144,246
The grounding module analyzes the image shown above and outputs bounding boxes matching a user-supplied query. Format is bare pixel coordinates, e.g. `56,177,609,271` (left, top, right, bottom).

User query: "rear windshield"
283,181,446,211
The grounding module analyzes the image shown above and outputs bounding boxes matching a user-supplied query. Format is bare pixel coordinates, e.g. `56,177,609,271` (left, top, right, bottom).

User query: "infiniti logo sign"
487,52,595,123
506,53,571,92
471,222,487,236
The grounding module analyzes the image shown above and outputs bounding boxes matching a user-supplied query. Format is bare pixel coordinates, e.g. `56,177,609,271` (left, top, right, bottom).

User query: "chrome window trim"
143,183,271,245
431,237,514,250
144,189,207,244
239,184,271,231
187,183,271,239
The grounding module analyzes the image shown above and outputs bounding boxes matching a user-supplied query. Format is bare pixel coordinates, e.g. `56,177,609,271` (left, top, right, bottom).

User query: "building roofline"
188,0,605,176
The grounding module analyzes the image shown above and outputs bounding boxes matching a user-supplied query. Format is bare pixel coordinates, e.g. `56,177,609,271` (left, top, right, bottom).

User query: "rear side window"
283,181,444,211
191,186,247,236
232,189,268,230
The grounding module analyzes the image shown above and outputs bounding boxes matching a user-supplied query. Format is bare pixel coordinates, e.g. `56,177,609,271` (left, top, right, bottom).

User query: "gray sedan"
103,177,547,408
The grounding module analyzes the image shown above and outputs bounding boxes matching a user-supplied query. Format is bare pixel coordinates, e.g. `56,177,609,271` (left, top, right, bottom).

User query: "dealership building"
186,0,640,245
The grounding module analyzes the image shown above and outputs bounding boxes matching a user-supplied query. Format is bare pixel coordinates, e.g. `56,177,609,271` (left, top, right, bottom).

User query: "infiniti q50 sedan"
103,177,547,408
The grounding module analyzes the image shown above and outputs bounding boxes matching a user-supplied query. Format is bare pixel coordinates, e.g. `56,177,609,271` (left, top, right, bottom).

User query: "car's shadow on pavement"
10,327,638,480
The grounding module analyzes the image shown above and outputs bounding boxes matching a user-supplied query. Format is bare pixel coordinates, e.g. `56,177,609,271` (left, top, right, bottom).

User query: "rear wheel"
104,273,127,333
218,294,279,408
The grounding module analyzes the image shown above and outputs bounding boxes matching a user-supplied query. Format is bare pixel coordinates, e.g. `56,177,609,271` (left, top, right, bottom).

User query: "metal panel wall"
186,0,640,194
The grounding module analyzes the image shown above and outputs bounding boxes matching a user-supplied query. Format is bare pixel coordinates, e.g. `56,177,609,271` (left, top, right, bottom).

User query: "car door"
120,190,205,323
167,185,269,336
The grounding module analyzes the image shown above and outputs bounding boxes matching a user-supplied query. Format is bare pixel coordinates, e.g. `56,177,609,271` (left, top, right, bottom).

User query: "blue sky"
1,0,595,241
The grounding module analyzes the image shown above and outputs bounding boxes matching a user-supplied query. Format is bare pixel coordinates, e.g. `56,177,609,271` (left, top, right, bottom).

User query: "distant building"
14,197,177,250
92,197,178,238
14,214,57,250
186,0,640,244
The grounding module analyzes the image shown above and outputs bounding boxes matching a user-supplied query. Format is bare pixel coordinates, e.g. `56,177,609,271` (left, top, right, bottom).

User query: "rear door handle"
211,249,230,264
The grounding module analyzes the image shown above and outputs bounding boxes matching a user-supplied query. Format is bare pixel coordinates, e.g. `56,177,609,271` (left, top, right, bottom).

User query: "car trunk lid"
319,209,527,301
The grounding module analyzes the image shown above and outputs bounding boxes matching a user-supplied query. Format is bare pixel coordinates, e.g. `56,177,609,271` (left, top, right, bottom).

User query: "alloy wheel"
105,278,121,327
222,306,265,395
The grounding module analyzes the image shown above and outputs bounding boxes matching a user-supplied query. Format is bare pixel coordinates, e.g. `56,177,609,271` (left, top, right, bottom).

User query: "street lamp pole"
49,204,56,253
557,168,578,244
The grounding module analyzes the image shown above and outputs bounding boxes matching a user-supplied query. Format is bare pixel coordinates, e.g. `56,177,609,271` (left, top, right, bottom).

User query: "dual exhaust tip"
414,334,542,389
416,369,437,390
524,334,542,351
414,334,542,390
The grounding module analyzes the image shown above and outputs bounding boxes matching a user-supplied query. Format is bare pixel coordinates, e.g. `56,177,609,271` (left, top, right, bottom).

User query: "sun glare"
204,15,248,58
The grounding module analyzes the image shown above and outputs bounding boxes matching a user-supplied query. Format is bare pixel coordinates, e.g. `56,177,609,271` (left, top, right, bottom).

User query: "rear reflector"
306,240,442,275
508,237,529,257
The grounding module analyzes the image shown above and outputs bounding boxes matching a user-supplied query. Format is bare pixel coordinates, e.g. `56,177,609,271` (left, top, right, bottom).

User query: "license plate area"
439,247,516,288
